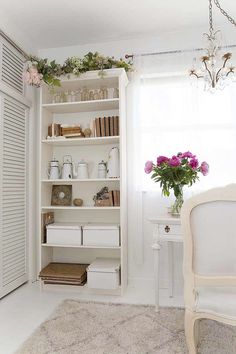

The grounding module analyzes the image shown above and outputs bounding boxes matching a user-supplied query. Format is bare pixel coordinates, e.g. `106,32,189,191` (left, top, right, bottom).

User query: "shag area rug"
16,300,236,354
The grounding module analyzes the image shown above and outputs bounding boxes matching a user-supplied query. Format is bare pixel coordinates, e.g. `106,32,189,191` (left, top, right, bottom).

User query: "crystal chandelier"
190,0,236,92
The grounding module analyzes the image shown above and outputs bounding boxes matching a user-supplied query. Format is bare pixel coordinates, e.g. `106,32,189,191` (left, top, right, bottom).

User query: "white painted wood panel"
0,95,28,298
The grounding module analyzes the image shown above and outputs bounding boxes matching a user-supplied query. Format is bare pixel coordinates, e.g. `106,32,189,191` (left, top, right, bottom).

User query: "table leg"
152,243,161,312
168,241,173,298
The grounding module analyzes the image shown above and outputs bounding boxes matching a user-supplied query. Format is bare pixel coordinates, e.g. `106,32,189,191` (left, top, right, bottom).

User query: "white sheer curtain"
127,49,236,264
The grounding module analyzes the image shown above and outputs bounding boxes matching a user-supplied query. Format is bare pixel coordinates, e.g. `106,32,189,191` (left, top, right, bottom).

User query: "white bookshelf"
38,68,128,295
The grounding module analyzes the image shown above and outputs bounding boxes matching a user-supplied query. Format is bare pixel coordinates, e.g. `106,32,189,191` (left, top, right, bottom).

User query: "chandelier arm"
213,0,236,27
215,57,229,82
190,72,204,79
226,68,234,77
203,60,214,84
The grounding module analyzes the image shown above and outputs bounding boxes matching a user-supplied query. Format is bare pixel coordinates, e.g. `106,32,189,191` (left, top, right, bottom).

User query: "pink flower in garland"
168,156,180,167
23,66,43,87
157,155,169,166
200,161,209,176
189,157,199,170
144,160,153,174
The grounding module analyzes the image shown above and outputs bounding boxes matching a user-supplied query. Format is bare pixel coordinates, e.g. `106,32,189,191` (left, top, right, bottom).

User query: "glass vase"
171,188,184,216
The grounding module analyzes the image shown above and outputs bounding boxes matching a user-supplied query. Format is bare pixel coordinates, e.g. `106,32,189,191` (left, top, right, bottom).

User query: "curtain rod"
0,29,29,59
125,44,236,59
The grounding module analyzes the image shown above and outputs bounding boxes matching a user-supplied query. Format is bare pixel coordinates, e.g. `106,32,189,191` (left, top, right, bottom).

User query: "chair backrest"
181,184,236,307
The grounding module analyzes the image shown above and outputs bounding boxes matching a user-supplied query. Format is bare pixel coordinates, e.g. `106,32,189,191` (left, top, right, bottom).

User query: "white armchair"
181,184,236,354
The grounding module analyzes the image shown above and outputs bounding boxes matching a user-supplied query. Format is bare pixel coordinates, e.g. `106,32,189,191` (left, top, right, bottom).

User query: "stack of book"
92,116,119,137
39,262,88,286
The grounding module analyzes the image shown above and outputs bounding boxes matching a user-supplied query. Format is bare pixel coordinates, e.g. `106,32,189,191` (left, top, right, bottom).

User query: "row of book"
92,116,119,137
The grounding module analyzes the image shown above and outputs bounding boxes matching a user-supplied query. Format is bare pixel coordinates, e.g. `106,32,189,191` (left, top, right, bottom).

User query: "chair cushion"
195,287,236,320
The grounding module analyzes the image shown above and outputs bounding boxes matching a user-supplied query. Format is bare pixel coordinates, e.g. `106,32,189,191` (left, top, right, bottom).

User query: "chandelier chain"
213,0,236,27
209,0,214,33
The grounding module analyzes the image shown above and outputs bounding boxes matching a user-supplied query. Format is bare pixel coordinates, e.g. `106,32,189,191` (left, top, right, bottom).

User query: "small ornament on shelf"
51,185,72,206
93,187,120,207
93,186,111,207
84,128,92,138
73,198,83,207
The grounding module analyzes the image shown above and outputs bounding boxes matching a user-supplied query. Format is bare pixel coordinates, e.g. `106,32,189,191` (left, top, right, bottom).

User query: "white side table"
149,216,183,311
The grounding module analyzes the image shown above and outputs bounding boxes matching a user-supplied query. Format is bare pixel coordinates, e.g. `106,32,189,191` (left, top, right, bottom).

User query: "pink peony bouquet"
144,151,209,213
23,66,43,87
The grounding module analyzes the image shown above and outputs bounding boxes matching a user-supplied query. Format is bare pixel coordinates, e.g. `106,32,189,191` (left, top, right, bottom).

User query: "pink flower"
157,156,169,166
200,161,209,176
189,158,199,169
168,156,180,167
144,160,153,174
23,66,43,87
180,151,195,159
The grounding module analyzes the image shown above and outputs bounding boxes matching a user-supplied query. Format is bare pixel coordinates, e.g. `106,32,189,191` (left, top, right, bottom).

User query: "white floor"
0,281,184,354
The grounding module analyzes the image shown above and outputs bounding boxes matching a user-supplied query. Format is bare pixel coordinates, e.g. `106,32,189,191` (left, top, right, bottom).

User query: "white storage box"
83,224,120,247
46,223,82,245
87,258,120,289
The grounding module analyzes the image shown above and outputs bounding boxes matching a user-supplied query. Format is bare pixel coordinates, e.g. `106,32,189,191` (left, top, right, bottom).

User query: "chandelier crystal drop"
190,0,236,92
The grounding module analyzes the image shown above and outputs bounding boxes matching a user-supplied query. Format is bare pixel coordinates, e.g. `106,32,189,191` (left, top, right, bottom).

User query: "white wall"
0,10,37,54
38,26,235,294
39,24,235,61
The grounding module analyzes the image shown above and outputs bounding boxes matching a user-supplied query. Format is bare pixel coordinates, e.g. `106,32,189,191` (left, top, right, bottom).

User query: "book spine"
110,116,114,136
95,118,101,137
90,119,94,137
109,190,114,206
117,116,119,136
100,117,106,137
105,117,110,136
114,116,119,136
117,190,120,206
112,191,117,206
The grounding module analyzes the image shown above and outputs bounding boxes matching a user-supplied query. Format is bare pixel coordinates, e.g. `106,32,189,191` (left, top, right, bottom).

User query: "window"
140,75,236,193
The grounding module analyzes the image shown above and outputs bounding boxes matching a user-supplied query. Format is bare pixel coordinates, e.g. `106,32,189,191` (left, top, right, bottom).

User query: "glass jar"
64,91,69,102
54,93,60,103
59,92,66,103
75,89,81,101
113,88,119,98
81,87,89,101
93,89,99,100
71,91,76,102
103,86,108,99
51,93,57,103
67,90,72,102
89,90,94,100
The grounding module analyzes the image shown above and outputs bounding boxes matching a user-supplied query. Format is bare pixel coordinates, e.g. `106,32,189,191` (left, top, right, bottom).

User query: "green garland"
26,52,133,87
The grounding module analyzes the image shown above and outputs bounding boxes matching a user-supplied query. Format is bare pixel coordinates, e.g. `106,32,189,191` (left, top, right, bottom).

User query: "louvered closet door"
0,41,24,95
0,95,28,298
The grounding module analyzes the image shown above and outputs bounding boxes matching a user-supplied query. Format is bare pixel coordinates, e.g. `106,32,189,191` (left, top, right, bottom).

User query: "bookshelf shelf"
42,244,121,250
41,178,120,183
42,98,119,114
41,206,120,210
42,136,119,146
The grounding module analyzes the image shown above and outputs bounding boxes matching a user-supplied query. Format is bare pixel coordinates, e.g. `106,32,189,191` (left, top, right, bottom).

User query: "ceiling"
1,0,235,49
